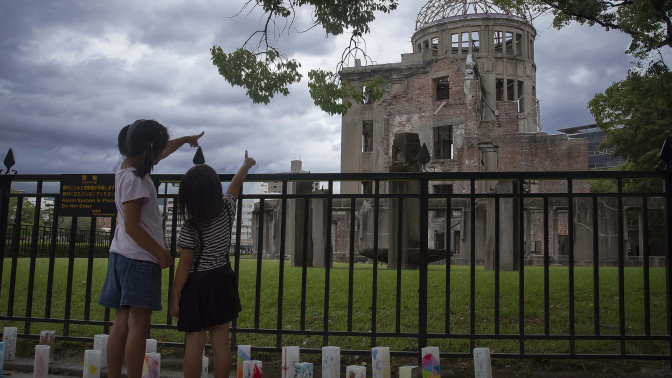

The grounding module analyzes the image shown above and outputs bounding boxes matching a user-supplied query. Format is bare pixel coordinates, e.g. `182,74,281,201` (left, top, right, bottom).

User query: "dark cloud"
0,0,641,177
533,19,632,133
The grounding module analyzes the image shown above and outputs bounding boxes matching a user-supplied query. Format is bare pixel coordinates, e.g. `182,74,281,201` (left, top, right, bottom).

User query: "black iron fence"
0,170,671,364
4,224,111,258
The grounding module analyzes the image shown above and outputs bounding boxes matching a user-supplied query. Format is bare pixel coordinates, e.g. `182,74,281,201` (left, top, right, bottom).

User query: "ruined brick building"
337,0,590,269
253,1,660,269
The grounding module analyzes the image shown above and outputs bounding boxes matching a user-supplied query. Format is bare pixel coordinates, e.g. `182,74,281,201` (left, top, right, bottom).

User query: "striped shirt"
177,194,236,272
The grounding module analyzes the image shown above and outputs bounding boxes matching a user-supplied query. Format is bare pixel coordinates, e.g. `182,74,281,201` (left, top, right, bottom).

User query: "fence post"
0,173,14,296
418,178,429,363
664,170,672,366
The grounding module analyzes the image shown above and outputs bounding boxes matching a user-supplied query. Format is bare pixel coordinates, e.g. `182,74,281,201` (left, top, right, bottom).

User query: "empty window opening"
515,33,522,55
433,126,453,159
461,32,470,53
424,40,429,50
532,85,536,98
435,78,450,101
434,231,445,249
451,33,459,53
495,79,504,101
494,31,503,52
433,184,454,194
431,37,439,55
362,86,372,104
362,181,373,195
517,81,524,112
471,31,480,52
505,32,513,53
529,38,534,59
507,79,515,101
452,230,460,255
417,43,422,52
362,121,373,153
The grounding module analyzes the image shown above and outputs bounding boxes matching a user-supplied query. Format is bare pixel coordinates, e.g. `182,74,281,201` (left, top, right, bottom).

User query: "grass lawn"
1,258,668,356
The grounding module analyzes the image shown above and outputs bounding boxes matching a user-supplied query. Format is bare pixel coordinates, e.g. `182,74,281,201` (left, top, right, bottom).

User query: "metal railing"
0,170,670,364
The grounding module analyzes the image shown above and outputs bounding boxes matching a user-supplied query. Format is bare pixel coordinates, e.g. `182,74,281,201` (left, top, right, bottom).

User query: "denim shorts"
98,252,162,311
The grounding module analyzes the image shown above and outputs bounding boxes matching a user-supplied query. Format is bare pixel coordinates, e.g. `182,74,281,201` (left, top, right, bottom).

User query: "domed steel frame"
416,0,538,30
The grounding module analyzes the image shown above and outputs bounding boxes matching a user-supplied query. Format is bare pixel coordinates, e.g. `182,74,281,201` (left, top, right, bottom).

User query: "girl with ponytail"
99,119,203,378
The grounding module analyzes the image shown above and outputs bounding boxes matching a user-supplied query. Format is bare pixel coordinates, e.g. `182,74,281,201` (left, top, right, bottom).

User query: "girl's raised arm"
159,131,204,162
227,150,256,200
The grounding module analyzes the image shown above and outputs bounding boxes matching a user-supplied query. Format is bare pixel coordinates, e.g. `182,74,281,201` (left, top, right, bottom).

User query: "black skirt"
177,264,242,332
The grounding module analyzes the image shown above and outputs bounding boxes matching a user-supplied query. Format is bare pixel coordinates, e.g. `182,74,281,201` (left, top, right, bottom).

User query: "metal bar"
470,180,476,352
45,196,61,319
8,196,23,316
105,214,116,335
642,196,651,336
0,176,11,300
7,169,670,183
254,198,265,330
347,198,356,333
25,181,43,333
166,190,176,326
276,180,288,347
544,196,550,336
592,196,600,336
663,171,672,365
518,179,525,355
64,216,78,336
84,216,97,320
167,197,179,326
446,195,452,335
568,179,575,355
495,196,501,335
323,180,334,346
396,197,403,334
418,178,429,362
372,180,380,348
300,197,309,331
617,178,626,355
229,188,244,343
231,187,243,344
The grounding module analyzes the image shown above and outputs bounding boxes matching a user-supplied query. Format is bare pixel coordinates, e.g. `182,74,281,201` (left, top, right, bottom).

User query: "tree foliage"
211,0,397,115
492,0,672,58
588,61,672,172
7,194,35,225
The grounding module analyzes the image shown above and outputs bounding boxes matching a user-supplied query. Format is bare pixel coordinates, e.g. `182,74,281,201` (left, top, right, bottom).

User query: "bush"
3,241,110,258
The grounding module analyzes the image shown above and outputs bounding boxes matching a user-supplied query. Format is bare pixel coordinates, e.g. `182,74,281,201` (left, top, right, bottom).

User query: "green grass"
1,258,668,356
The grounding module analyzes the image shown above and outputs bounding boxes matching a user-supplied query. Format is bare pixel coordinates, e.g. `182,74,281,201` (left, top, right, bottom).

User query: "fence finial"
1,148,16,175
193,146,205,165
419,143,431,171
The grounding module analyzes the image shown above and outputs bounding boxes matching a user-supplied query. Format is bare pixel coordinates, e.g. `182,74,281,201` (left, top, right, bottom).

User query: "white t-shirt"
109,168,165,263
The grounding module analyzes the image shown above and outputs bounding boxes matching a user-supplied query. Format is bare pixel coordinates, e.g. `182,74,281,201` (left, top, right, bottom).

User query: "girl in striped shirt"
170,151,256,378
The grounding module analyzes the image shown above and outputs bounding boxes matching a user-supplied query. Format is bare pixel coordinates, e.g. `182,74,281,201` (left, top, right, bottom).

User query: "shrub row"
2,242,110,258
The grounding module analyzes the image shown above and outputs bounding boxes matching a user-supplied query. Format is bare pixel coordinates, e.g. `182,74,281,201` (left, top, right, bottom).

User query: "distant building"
160,196,254,253
266,160,320,193
558,124,626,170
232,199,255,253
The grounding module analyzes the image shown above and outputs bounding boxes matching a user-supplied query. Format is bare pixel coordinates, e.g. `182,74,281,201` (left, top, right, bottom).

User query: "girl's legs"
209,322,232,378
184,330,207,378
125,305,153,378
106,308,129,378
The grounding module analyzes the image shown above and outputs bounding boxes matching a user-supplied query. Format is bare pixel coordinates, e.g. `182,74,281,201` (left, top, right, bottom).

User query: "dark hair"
178,164,224,225
125,119,169,177
117,124,131,156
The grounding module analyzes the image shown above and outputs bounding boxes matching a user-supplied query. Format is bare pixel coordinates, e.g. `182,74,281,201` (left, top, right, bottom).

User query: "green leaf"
211,46,302,105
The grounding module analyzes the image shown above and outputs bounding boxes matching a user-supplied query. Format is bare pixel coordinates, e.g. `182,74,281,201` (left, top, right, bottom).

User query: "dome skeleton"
416,0,541,30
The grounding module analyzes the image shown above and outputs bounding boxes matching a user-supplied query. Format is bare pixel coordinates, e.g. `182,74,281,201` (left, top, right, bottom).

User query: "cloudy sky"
0,0,636,176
